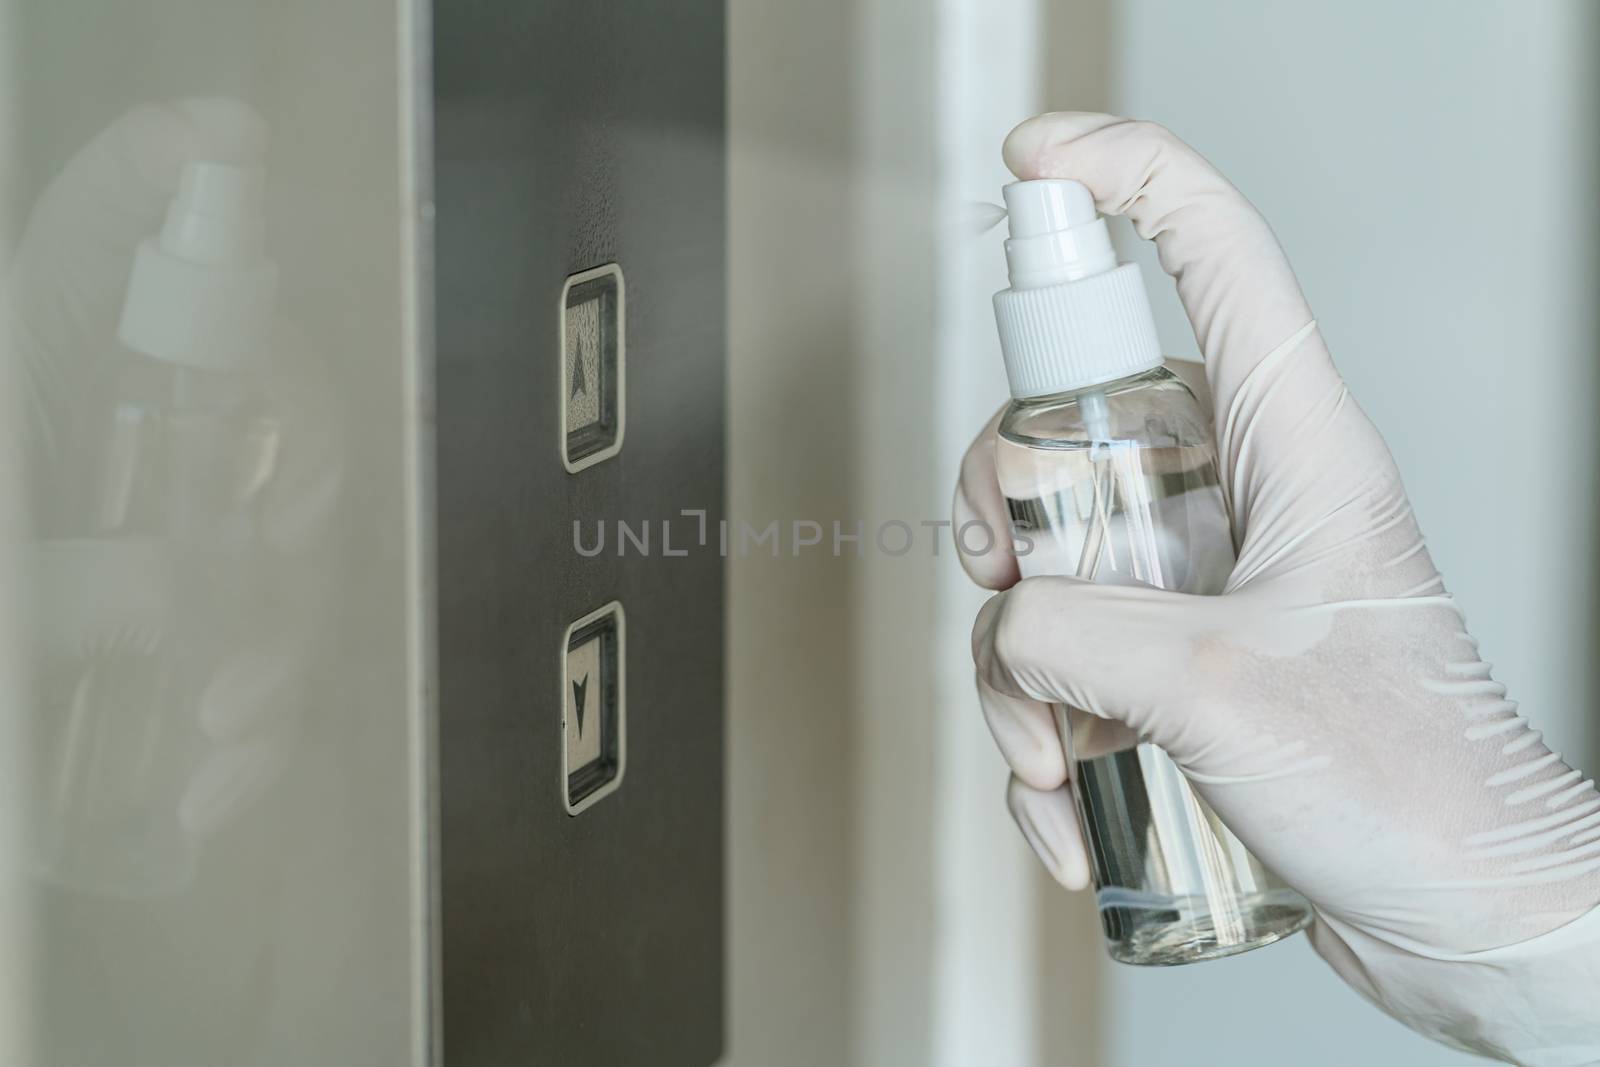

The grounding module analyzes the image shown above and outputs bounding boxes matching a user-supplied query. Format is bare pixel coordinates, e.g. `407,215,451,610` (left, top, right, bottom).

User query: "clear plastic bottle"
989,180,1312,964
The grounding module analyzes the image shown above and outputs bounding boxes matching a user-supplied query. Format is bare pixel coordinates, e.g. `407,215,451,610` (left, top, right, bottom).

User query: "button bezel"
558,263,626,473
559,600,626,815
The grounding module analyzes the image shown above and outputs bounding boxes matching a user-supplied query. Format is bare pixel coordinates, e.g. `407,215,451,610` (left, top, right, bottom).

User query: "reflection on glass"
3,8,420,1049
14,108,338,898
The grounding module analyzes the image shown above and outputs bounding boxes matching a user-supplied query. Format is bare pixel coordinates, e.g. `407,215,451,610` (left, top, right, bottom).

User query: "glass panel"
0,3,428,1064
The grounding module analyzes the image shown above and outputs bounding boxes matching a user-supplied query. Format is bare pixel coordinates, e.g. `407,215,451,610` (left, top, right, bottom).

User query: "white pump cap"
118,160,278,370
992,179,1161,398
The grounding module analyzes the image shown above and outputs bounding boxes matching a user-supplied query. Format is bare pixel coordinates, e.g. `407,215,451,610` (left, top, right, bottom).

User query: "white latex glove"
956,112,1600,1066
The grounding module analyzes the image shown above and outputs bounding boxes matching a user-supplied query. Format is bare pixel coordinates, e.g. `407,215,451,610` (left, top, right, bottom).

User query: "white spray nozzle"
1001,179,1116,288
1002,179,1094,235
159,162,269,266
991,178,1162,398
119,160,279,371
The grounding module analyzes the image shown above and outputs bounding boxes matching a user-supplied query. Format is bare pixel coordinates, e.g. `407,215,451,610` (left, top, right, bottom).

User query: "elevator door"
432,1,727,1063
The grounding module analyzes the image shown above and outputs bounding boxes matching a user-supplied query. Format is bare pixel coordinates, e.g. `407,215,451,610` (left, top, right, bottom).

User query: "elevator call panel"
435,0,727,1062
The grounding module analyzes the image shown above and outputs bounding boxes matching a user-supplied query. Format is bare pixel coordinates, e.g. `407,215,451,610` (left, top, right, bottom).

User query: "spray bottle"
992,179,1312,964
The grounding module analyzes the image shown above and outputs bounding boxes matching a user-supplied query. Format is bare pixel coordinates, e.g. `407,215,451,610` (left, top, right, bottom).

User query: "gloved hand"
956,112,1600,1066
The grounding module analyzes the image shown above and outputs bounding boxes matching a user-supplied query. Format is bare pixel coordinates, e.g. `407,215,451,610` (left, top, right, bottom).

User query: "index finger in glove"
1002,112,1315,431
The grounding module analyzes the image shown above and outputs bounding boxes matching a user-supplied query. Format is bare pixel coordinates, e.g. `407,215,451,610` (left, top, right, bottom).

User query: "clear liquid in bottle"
997,366,1312,965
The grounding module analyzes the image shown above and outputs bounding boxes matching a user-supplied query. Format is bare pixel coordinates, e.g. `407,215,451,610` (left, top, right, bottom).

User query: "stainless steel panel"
432,0,727,1062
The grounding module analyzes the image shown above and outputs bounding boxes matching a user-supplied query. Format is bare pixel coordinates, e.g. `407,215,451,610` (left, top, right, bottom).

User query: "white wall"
1097,1,1600,1064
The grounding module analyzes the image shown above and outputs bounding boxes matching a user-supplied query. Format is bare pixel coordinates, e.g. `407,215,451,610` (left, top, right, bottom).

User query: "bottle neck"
1009,365,1171,408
